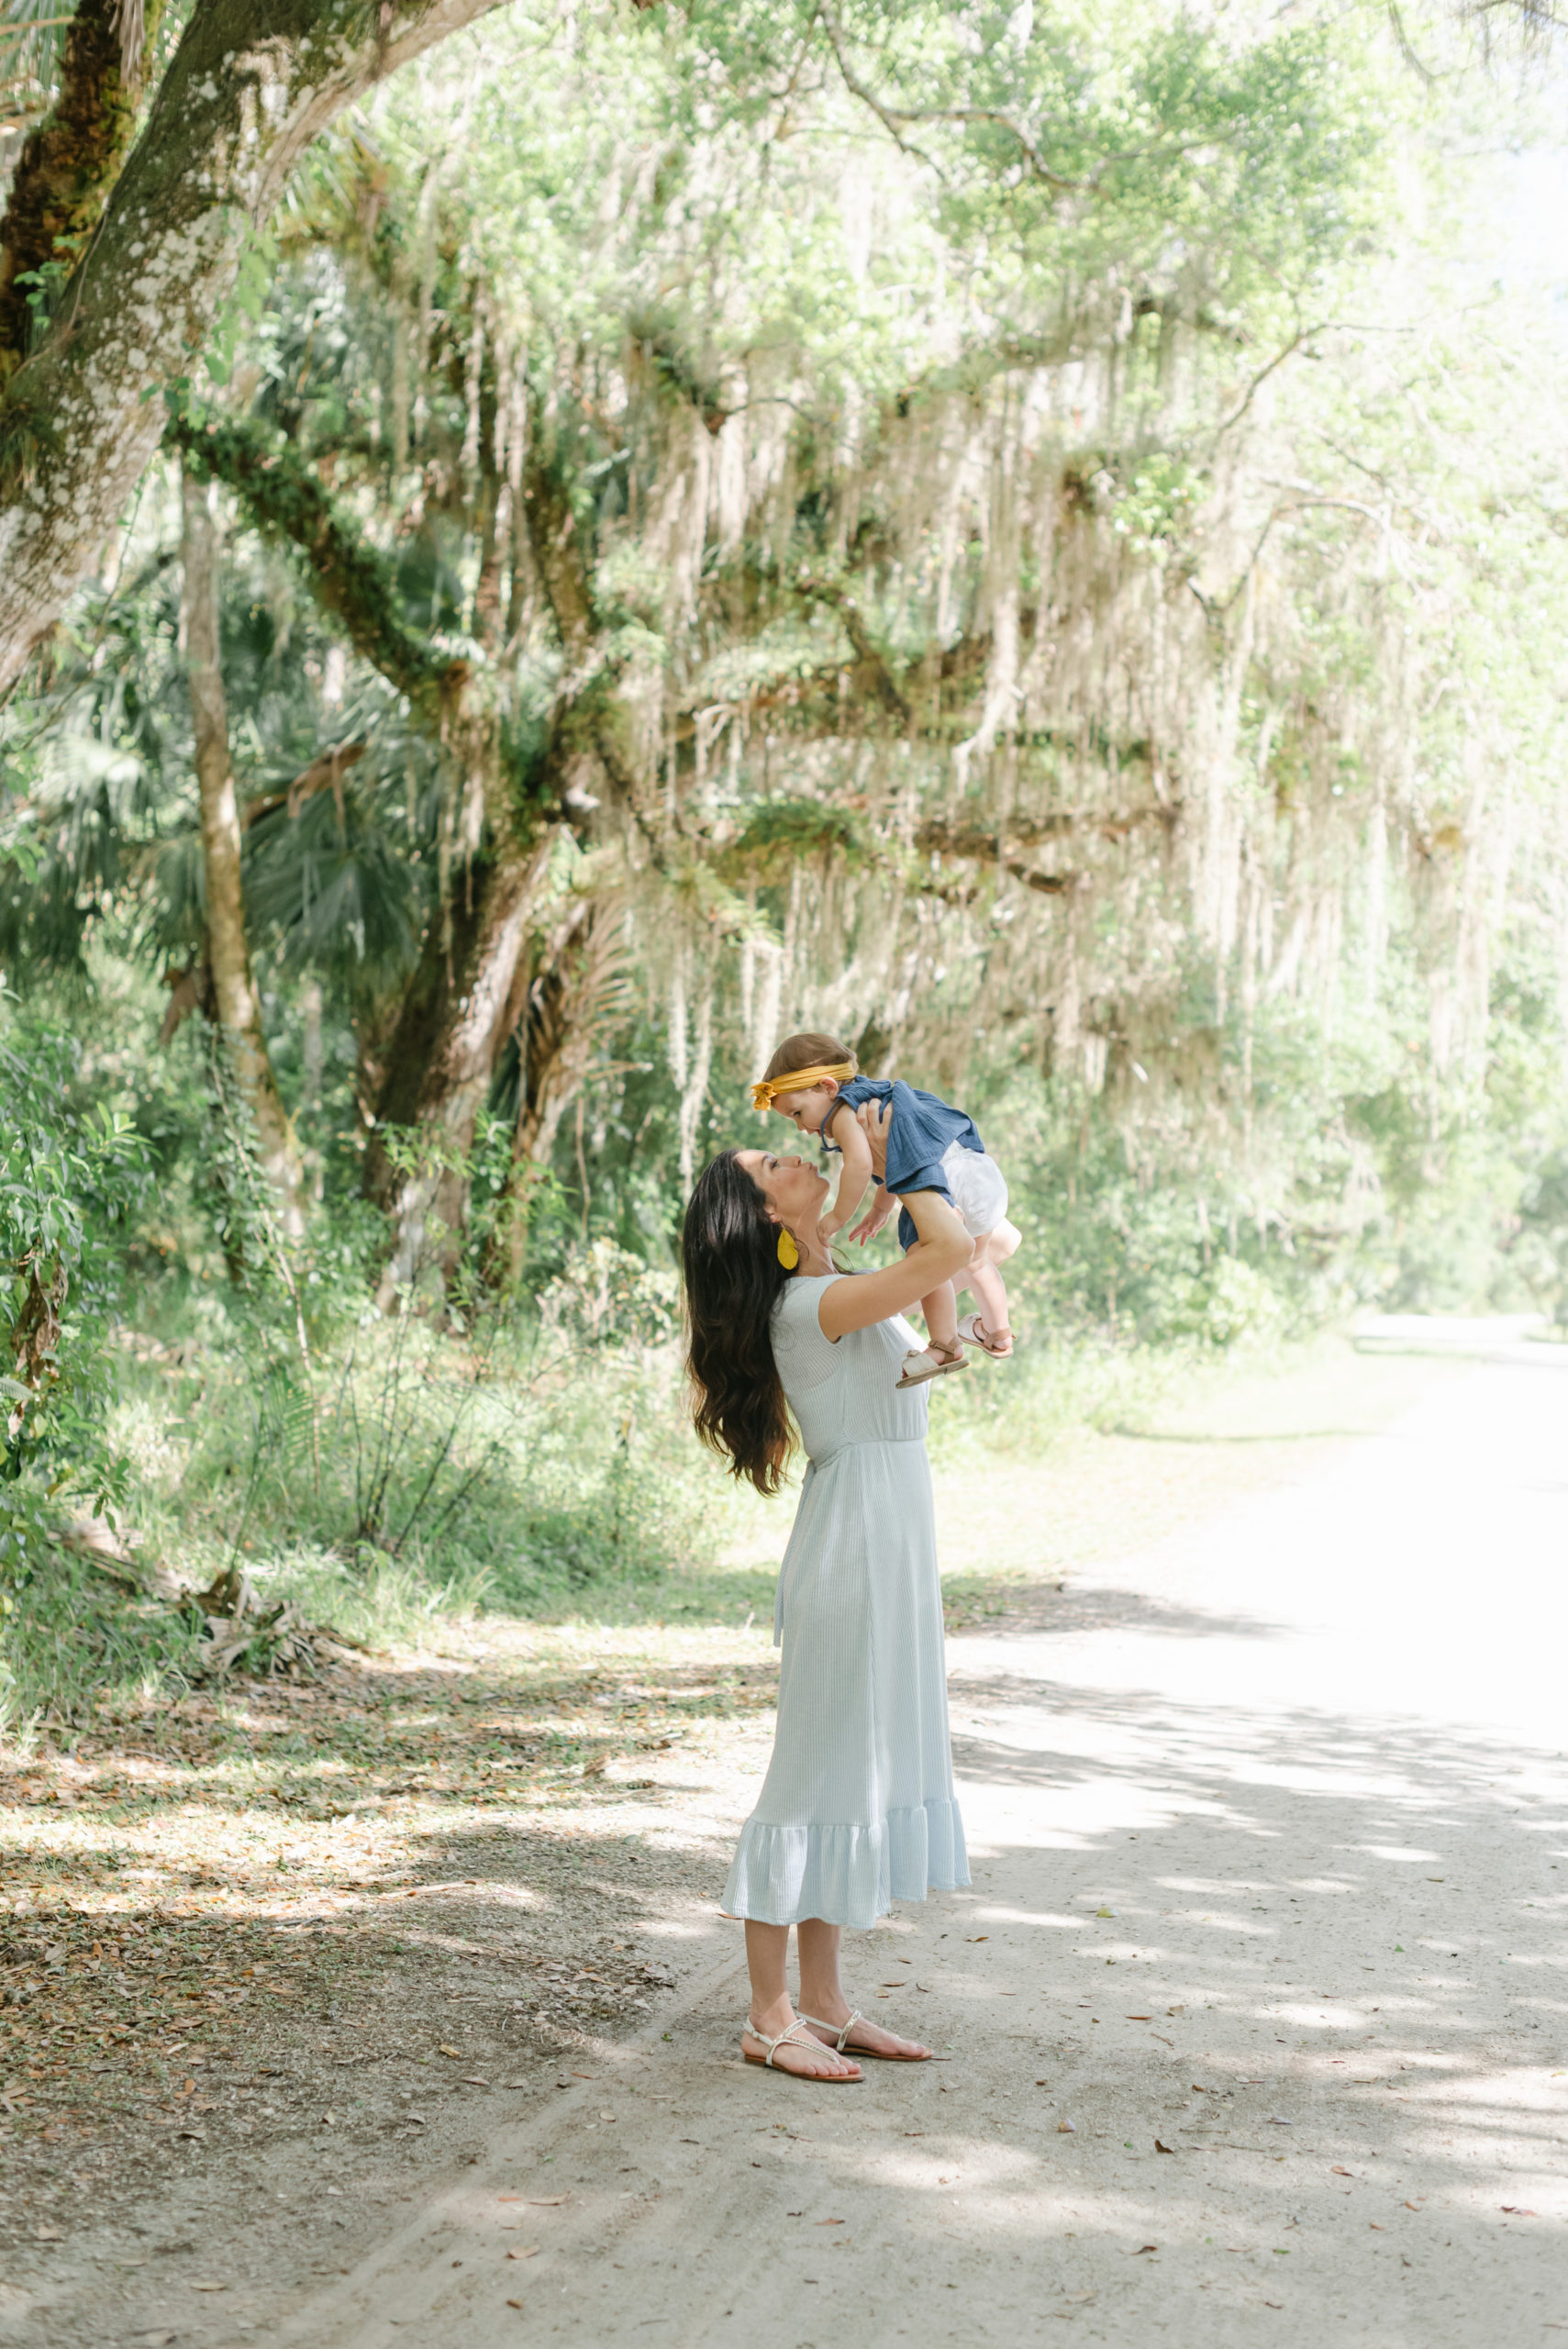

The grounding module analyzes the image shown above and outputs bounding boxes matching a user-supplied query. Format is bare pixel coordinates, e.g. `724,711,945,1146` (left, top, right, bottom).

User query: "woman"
682,1104,975,2083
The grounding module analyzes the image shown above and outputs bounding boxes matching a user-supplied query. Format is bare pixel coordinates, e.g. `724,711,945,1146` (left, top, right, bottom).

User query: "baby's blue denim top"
823,1075,984,1250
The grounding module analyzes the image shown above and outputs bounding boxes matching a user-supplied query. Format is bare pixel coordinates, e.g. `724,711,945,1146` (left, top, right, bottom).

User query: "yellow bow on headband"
751,1061,856,1113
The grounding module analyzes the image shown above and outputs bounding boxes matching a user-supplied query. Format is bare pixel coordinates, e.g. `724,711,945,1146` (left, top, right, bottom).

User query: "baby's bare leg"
966,1256,1011,1337
961,1230,1013,1339
920,1275,960,1352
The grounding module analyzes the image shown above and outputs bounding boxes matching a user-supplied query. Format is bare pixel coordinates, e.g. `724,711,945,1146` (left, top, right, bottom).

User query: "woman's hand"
855,1098,893,1181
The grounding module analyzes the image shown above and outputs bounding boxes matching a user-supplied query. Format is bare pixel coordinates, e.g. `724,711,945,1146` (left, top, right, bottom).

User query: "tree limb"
793,570,909,721
814,0,1238,197
168,407,461,721
915,807,1172,858
0,0,506,702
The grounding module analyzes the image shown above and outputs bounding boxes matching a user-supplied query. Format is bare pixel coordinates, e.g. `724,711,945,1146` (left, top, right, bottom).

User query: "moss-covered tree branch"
166,406,458,722
0,0,506,702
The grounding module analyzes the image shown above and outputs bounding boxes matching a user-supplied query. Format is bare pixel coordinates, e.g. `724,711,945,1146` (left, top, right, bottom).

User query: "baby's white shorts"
941,1141,1008,1239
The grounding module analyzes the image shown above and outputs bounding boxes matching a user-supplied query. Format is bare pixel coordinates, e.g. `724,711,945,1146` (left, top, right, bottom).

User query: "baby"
751,1030,1020,1387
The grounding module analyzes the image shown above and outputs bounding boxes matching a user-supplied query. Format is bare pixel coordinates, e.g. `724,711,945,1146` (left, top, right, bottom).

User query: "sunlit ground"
3,1335,1561,2346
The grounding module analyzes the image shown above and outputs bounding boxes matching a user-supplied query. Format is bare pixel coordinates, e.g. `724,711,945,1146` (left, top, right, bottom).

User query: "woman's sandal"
958,1313,1014,1359
895,1341,969,1389
740,2016,862,2080
799,2008,932,2064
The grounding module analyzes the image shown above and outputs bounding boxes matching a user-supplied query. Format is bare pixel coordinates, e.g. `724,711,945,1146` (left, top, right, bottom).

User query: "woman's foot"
741,2011,862,2082
957,1313,1013,1359
801,2004,933,2062
895,1339,969,1388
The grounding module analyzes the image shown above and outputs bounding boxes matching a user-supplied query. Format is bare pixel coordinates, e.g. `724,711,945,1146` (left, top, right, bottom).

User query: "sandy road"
274,1357,1568,2349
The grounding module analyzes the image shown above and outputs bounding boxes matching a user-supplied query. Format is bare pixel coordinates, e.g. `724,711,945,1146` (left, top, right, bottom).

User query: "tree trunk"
182,466,305,1239
484,898,630,1290
175,401,546,1286
373,835,554,1304
0,0,505,701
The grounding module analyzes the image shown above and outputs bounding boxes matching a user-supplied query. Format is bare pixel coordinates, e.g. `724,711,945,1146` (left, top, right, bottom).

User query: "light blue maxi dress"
721,1273,970,1930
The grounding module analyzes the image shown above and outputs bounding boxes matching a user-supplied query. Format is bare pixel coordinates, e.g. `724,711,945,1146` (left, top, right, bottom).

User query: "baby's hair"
762,1030,858,1085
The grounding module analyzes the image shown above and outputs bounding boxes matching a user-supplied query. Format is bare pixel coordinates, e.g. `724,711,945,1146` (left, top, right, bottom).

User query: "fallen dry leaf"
462,2076,492,2087
1058,2119,1076,2133
188,2281,228,2292
506,2247,539,2261
966,1934,988,1943
506,2299,525,2310
438,2044,462,2058
1154,2140,1175,2155
1126,2015,1151,2022
1501,2206,1538,2217
527,2196,568,2207
1331,2165,1353,2177
1133,2243,1158,2255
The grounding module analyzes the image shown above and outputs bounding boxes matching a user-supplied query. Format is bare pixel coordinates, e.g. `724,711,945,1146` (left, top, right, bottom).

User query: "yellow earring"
776,1228,799,1271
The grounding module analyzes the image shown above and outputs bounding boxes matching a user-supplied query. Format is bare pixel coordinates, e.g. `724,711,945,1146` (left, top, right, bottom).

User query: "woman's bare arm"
817,1104,972,1338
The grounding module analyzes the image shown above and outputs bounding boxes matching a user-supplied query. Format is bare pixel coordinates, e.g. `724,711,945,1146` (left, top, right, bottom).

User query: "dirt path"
5,1343,1564,2344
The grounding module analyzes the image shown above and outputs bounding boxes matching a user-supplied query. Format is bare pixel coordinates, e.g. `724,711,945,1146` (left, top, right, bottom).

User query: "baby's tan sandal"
957,1314,1013,1359
895,1341,970,1388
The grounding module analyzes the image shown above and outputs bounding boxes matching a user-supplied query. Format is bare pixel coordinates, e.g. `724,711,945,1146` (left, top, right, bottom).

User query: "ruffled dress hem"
720,1798,970,1931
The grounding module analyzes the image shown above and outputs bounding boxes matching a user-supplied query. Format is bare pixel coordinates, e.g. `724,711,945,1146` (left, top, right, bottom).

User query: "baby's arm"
846,1184,896,1247
818,1105,874,1238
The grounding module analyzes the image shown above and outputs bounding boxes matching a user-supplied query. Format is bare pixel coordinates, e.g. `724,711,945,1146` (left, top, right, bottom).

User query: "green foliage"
199,217,281,390
12,256,70,344
2,0,1567,1731
0,995,149,1490
0,993,152,1711
1110,455,1204,561
111,1252,703,1624
0,1540,201,1731
725,797,869,879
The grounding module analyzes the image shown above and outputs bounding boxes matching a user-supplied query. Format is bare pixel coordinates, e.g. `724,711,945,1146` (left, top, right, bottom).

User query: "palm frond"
242,777,425,990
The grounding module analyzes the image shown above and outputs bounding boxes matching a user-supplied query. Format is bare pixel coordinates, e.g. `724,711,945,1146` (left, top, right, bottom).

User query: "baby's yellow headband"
751,1061,856,1113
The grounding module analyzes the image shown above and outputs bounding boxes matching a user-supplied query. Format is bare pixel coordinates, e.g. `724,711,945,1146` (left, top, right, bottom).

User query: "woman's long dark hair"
682,1152,795,1496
